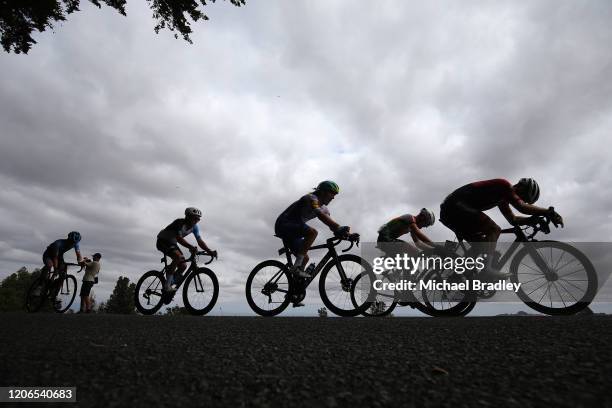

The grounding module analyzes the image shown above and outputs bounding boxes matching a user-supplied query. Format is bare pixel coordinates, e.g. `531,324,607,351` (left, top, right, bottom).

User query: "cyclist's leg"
276,221,314,269
41,252,54,281
441,201,501,274
156,239,183,290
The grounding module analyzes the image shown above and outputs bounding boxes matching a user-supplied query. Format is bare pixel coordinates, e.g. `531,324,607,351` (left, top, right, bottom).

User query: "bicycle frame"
159,251,214,290
453,221,555,279
268,237,355,294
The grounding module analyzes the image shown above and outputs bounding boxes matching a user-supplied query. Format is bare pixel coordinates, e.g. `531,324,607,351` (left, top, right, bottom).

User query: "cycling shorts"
440,200,489,239
156,239,182,257
274,219,310,253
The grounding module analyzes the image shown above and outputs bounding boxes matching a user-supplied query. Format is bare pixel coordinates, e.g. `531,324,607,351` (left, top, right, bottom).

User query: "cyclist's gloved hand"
548,207,564,228
210,250,218,259
334,225,350,238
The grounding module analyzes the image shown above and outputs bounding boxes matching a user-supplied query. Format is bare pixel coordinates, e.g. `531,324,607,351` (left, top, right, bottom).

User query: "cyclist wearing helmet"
40,231,84,306
275,180,351,280
377,208,436,256
42,231,84,278
157,207,217,291
440,178,563,279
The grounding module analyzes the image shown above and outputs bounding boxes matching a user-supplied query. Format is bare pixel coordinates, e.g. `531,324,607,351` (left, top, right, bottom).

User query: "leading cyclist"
440,178,563,280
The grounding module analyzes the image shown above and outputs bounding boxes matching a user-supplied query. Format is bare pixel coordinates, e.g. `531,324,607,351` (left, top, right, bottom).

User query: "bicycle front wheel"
134,270,165,315
245,260,292,317
319,254,375,317
420,268,476,317
351,271,397,317
25,277,47,313
54,275,77,313
510,241,598,315
182,268,219,315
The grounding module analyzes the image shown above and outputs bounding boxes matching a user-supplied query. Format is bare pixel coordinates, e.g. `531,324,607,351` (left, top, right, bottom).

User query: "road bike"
350,263,449,317
245,234,375,317
421,214,598,316
134,251,219,315
25,262,83,313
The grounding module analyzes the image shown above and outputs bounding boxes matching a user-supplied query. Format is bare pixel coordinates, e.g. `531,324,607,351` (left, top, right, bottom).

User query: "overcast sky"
1,0,611,314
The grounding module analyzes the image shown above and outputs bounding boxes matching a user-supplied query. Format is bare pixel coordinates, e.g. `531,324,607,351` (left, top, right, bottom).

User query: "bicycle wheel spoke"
527,279,549,297
556,280,579,303
521,275,546,285
558,268,586,278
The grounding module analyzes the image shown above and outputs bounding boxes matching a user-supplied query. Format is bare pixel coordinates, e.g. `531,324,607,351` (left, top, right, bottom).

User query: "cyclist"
40,231,84,304
275,180,351,280
440,178,563,280
377,208,437,256
156,207,217,292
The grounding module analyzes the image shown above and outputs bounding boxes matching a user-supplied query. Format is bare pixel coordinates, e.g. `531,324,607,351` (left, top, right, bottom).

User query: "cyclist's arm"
408,224,435,249
196,237,214,254
505,195,557,222
75,249,83,264
316,211,340,232
176,236,196,252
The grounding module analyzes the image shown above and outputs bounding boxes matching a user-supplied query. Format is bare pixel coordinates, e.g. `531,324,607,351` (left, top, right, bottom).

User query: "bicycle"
421,212,598,316
350,263,447,317
134,251,219,316
25,262,83,313
245,233,375,317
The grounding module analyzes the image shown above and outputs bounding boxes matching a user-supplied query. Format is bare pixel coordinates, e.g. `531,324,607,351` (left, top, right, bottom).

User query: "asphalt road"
0,313,610,408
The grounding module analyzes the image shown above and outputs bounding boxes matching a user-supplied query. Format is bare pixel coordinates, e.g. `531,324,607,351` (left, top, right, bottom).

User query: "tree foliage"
105,275,136,314
0,267,37,311
0,0,245,54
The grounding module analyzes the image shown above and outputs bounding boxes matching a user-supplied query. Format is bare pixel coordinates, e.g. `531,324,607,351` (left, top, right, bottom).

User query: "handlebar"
189,250,216,265
327,233,360,253
63,262,85,273
523,215,554,240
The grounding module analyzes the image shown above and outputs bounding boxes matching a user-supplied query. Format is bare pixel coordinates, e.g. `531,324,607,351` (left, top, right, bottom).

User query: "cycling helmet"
418,208,436,227
316,180,340,194
515,178,540,204
185,207,202,218
67,231,81,242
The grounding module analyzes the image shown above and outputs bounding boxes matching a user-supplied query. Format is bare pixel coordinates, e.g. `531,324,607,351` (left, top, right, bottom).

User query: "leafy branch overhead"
0,0,245,54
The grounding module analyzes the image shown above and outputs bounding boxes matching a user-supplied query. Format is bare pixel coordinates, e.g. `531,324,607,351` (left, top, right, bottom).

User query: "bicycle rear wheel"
182,268,219,315
510,241,597,315
245,260,292,317
25,277,47,313
134,270,165,315
319,254,375,317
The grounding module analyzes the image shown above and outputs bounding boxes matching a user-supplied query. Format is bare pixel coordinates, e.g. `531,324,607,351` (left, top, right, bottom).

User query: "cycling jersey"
44,239,80,258
440,178,518,239
443,178,517,211
157,219,202,244
378,214,416,241
275,193,330,252
277,194,329,224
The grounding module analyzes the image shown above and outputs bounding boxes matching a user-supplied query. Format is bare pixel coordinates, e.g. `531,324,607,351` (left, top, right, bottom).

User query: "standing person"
79,253,101,313
156,207,218,292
